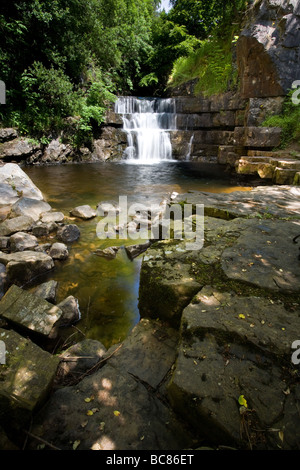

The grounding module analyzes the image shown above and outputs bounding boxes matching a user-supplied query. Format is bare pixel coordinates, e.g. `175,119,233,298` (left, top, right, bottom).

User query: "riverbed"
24,160,251,349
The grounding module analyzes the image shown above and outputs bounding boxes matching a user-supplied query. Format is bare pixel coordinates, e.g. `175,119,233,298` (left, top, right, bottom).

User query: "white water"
115,96,176,163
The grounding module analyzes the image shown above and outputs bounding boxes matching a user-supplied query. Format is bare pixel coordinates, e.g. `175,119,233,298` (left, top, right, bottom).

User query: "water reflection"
25,161,250,348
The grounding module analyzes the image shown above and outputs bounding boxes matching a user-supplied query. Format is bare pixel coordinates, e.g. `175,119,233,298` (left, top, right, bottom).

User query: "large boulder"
0,163,44,203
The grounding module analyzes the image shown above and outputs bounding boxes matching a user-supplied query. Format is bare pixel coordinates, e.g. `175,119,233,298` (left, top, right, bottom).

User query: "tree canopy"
0,0,248,140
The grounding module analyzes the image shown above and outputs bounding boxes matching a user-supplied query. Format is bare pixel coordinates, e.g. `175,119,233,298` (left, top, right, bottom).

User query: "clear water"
24,161,251,349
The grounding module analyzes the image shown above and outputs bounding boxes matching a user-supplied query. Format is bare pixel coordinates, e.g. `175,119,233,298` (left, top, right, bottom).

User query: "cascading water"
115,96,176,163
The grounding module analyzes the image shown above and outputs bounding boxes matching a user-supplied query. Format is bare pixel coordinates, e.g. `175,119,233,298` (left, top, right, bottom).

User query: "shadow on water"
24,161,251,349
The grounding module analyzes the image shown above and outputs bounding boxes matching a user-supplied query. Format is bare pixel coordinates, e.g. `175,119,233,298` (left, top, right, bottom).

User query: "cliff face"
237,0,300,98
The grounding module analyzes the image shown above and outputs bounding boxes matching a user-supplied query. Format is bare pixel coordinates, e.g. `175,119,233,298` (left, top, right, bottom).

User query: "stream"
25,161,251,349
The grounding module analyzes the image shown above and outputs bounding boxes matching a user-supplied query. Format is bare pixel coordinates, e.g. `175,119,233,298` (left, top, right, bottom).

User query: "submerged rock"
56,295,81,327
32,280,58,304
70,205,97,220
93,246,119,259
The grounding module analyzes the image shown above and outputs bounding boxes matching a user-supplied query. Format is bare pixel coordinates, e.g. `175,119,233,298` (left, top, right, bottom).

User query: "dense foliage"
0,0,249,142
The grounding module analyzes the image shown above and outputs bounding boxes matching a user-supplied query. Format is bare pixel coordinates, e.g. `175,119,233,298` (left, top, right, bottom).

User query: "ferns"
168,35,238,97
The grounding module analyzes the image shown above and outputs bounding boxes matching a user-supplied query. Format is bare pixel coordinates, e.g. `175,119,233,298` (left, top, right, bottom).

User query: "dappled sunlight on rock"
91,436,116,450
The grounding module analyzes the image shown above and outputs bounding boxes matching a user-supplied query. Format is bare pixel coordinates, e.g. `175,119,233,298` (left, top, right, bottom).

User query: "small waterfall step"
115,96,177,163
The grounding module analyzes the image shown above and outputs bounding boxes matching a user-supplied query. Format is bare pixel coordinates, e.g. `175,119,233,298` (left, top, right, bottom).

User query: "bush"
262,91,300,148
19,61,80,133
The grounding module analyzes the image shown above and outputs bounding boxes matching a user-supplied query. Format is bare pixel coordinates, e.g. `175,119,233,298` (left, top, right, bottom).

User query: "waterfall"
186,134,194,161
115,96,176,163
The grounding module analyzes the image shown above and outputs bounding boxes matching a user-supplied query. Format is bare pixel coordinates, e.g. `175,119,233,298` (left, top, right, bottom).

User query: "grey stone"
237,0,300,97
0,215,34,236
41,211,65,223
57,224,80,243
0,250,54,286
56,295,81,326
0,128,18,143
0,263,6,298
0,138,41,161
221,219,300,293
0,327,59,427
70,205,97,220
9,231,39,252
93,246,119,259
10,197,51,221
167,286,300,449
0,163,44,201
57,339,107,383
0,284,63,337
49,242,69,260
29,319,191,451
125,241,152,260
32,280,58,304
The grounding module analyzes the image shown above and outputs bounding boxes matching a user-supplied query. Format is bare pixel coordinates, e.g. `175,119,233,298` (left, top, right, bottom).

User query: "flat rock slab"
41,211,65,223
0,327,59,426
0,285,63,337
0,250,54,286
221,218,300,293
167,286,300,449
175,186,300,219
108,318,179,389
29,318,192,450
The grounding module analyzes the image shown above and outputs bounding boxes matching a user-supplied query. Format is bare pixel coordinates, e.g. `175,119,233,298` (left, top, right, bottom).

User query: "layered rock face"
237,0,300,98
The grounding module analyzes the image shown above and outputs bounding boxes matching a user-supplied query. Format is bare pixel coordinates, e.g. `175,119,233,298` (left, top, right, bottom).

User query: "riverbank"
0,162,299,450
